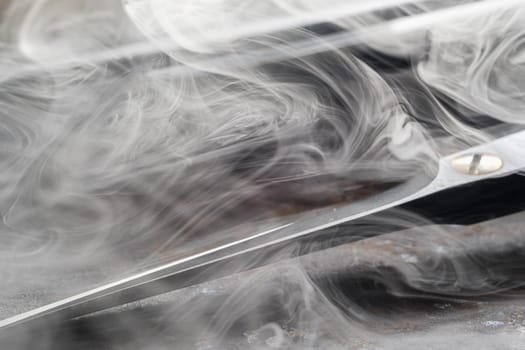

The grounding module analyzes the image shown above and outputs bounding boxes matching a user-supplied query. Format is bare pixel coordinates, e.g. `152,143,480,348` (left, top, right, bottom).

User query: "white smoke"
0,0,524,349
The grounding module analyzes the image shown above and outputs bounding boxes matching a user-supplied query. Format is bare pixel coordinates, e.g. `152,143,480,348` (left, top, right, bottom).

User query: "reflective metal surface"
1,130,524,331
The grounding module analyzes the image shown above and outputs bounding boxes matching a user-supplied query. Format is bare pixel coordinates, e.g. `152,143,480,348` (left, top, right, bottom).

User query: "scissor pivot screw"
450,153,503,175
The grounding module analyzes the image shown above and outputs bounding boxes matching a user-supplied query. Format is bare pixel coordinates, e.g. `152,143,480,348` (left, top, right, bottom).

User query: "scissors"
0,128,524,333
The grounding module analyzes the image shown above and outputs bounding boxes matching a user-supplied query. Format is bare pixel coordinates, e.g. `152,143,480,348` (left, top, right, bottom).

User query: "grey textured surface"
2,212,523,349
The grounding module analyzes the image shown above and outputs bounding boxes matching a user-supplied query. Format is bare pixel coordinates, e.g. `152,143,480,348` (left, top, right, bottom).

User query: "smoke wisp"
1,0,525,349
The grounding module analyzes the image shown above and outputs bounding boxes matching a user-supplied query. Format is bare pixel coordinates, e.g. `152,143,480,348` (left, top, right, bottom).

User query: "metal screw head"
450,153,503,175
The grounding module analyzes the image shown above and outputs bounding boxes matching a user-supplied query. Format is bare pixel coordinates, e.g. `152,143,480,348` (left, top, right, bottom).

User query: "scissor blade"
1,130,525,332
